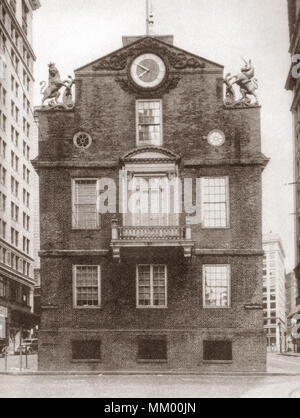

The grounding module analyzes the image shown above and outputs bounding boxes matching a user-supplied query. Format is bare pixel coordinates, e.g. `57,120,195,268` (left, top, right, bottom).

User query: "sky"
33,0,295,270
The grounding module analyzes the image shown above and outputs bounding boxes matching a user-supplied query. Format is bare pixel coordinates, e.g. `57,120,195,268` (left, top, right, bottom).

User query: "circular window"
73,132,92,150
207,129,225,147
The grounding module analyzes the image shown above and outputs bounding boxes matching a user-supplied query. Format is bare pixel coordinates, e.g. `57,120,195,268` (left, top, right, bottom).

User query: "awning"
10,309,40,329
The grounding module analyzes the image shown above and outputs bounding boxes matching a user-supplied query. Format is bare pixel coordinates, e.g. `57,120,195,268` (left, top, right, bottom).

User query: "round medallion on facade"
130,53,167,89
73,132,92,150
207,129,225,147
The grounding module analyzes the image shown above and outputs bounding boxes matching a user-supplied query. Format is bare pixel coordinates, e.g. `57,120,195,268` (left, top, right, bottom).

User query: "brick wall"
34,37,267,372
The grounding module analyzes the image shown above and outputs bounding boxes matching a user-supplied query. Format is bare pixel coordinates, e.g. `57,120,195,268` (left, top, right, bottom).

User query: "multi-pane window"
201,177,229,228
11,177,19,197
126,176,175,227
0,83,6,105
22,237,30,254
0,220,6,239
137,265,167,308
11,227,19,247
0,277,7,298
203,265,231,308
72,180,100,229
136,100,162,146
23,212,30,231
11,202,19,222
11,151,19,172
22,188,29,207
0,111,6,132
0,165,6,185
73,266,101,308
0,191,6,212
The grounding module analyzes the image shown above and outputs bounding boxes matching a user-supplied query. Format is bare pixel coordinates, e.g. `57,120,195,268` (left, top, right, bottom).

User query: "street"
0,353,300,398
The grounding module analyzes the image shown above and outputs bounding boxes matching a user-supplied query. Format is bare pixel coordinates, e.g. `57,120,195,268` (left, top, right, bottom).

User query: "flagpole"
146,0,150,35
146,0,154,36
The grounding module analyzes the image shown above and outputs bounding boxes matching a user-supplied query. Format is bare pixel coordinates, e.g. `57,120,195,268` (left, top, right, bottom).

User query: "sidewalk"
0,354,37,373
280,352,300,357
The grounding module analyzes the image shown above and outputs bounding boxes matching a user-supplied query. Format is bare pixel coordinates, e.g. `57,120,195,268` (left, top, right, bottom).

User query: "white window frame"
136,264,168,309
136,99,163,147
203,265,231,309
73,265,101,309
201,176,230,229
72,178,100,230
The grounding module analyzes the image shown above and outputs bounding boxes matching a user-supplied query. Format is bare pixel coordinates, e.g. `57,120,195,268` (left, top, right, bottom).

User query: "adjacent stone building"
34,33,268,372
262,234,286,352
0,0,40,353
287,0,300,307
286,0,300,349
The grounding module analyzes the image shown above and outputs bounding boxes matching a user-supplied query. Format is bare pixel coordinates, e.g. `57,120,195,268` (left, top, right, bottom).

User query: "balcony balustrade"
111,218,194,259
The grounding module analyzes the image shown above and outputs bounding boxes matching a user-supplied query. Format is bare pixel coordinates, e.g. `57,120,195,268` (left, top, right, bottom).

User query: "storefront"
0,306,8,351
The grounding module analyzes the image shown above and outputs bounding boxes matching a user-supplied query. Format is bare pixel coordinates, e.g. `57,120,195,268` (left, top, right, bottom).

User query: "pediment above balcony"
121,147,181,165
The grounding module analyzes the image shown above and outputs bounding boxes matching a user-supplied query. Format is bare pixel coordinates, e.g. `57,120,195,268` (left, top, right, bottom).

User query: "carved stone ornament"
223,58,259,108
73,132,92,150
115,73,182,97
40,63,75,110
92,38,206,72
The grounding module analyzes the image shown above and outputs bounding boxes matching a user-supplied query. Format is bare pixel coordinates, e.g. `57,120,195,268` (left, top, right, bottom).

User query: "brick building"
34,33,268,372
262,234,286,352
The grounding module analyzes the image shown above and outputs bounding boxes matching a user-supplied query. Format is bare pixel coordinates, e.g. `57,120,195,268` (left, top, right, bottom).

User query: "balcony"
111,219,194,259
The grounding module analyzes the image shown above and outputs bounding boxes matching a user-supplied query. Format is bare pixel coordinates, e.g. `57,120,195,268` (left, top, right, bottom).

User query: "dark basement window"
203,341,233,362
137,336,167,362
72,340,101,361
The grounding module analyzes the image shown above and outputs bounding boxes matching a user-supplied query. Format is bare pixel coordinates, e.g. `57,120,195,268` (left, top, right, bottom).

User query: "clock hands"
137,63,149,72
136,63,150,80
139,69,150,79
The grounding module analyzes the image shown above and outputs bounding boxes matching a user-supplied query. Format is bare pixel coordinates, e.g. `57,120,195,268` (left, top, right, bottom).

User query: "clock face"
130,54,166,88
207,130,225,147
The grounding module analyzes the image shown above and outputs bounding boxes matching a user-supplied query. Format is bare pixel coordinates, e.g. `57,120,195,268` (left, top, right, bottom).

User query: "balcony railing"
111,218,194,258
119,226,185,240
